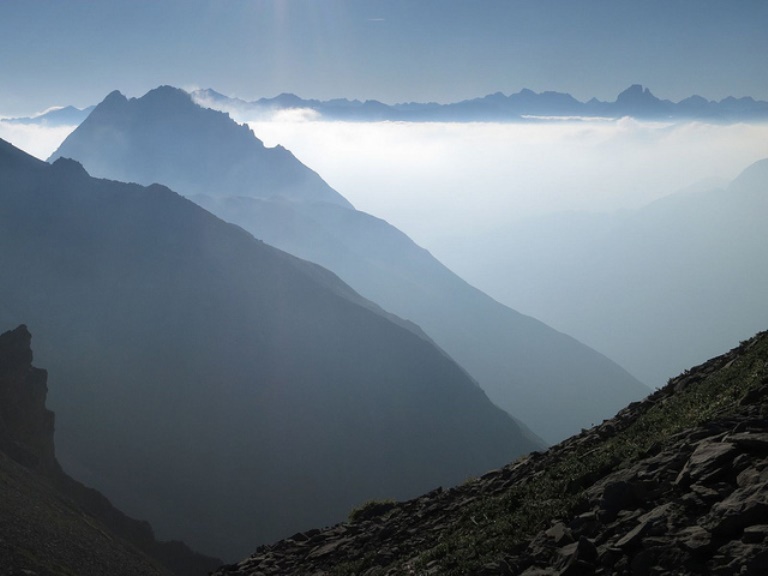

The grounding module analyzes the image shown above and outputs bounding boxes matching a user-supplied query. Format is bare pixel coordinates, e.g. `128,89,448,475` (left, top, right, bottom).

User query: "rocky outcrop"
213,332,768,576
0,325,221,576
0,325,57,474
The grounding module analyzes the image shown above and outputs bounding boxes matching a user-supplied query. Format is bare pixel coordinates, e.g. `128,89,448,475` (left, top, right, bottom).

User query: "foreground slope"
0,325,220,576
50,86,648,443
0,138,539,560
215,330,768,575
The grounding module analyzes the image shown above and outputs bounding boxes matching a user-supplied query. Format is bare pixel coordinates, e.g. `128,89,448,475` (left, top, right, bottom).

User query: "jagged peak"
0,324,33,372
50,156,90,178
616,84,659,103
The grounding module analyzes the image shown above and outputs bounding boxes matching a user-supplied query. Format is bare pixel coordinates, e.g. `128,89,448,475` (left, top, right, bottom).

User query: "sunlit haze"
241,115,768,255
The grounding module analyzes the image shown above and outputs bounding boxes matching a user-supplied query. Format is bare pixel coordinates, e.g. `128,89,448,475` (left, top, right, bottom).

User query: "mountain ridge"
192,84,768,123
49,86,650,444
0,137,539,559
9,85,766,127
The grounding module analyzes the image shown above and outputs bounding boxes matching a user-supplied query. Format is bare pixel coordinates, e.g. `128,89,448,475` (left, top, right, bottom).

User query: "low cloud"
0,120,77,160
241,115,768,251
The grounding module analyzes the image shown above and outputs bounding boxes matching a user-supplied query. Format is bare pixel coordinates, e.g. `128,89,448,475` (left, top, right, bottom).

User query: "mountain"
212,329,768,575
51,87,349,207
50,86,649,444
192,85,768,122
449,158,768,389
0,325,221,576
0,138,540,560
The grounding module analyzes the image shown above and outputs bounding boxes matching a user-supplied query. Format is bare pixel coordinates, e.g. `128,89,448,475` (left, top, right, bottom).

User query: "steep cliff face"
0,325,221,576
0,325,57,474
213,331,768,576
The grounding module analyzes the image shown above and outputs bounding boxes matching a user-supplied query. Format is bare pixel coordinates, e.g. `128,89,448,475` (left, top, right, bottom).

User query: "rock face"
0,325,221,576
213,331,768,576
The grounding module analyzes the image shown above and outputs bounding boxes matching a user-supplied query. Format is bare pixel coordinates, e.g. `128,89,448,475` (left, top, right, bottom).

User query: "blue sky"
2,0,768,115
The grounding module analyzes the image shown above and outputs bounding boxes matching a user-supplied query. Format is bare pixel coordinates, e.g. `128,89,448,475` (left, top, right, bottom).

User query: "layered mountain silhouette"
0,325,221,576
212,329,768,575
50,86,649,443
452,158,768,388
193,85,768,122
0,138,540,560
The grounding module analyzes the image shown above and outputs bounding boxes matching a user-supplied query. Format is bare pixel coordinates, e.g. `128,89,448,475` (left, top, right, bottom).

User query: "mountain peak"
100,89,128,110
141,85,192,104
50,86,353,208
616,84,658,103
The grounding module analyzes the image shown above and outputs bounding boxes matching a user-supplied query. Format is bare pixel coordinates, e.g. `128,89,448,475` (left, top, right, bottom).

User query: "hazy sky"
2,1,768,115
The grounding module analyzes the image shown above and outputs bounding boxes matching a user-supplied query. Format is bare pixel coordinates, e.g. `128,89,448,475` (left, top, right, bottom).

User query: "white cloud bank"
0,121,77,161
242,116,768,254
2,108,767,265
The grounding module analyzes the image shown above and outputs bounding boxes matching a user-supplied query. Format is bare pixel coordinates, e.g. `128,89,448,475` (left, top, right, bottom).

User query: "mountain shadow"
0,138,539,560
50,86,649,444
0,325,221,576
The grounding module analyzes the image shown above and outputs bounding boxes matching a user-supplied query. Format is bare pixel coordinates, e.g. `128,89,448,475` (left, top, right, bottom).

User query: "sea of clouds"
240,114,768,258
3,108,768,265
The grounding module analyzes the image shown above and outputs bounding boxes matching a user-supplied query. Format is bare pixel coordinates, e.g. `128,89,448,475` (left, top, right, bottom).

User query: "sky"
2,1,768,116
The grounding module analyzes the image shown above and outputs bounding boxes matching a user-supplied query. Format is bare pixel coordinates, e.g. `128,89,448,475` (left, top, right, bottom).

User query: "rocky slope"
0,325,221,576
213,330,768,576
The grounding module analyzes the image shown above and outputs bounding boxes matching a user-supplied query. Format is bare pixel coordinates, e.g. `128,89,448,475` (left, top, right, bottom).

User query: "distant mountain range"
7,85,768,127
50,86,649,445
0,137,540,560
211,329,768,576
192,84,768,122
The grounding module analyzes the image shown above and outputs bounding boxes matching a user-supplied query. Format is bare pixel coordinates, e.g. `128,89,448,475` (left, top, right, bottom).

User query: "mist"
241,115,768,258
0,120,77,161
